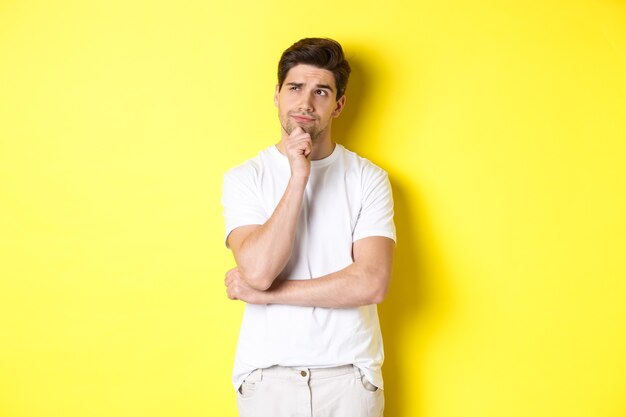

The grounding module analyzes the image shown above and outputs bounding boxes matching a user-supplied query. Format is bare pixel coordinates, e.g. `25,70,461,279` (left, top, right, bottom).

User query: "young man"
222,37,395,416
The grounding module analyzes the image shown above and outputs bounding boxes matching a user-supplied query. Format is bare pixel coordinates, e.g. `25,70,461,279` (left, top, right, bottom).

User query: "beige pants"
236,364,384,417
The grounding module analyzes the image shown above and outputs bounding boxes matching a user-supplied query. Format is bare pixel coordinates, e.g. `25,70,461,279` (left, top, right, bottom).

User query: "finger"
287,129,310,142
286,138,311,150
290,126,305,137
225,271,234,286
298,140,312,157
287,137,312,151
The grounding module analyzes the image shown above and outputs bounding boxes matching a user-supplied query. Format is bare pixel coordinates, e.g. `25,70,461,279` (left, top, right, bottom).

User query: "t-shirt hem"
353,231,397,245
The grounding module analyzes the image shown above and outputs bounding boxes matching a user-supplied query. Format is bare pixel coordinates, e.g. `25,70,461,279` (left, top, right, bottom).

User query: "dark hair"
278,38,351,99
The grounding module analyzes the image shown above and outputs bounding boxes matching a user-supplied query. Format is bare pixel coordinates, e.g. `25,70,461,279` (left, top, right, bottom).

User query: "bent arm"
226,127,313,291
226,236,394,308
227,176,307,290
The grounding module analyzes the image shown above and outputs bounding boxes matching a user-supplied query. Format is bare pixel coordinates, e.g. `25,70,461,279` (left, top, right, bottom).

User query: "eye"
315,89,328,96
289,85,299,91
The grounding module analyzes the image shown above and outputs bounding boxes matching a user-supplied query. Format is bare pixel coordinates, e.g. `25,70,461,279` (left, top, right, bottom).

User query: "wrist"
251,287,273,305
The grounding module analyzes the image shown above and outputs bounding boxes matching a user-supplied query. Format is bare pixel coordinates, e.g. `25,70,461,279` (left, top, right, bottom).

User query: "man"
222,37,395,416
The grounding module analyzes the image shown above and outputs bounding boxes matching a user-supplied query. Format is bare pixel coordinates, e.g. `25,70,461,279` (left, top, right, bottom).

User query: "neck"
310,138,336,160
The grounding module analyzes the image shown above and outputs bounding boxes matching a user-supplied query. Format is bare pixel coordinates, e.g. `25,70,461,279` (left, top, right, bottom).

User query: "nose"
297,93,314,112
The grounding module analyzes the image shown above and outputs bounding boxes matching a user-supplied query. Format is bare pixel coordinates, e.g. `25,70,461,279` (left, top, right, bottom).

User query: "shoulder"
337,145,390,182
224,158,261,182
223,146,275,183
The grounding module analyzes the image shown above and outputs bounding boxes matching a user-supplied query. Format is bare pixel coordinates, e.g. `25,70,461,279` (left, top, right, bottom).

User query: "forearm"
226,237,395,307
233,176,307,289
262,262,390,308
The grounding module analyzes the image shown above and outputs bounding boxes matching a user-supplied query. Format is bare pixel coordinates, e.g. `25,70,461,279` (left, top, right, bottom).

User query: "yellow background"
1,0,625,416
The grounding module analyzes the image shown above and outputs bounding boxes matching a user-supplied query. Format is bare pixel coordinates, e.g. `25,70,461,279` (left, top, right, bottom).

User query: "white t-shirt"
222,143,396,391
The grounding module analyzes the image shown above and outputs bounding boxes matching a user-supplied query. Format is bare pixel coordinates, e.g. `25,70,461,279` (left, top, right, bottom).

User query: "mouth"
291,114,316,124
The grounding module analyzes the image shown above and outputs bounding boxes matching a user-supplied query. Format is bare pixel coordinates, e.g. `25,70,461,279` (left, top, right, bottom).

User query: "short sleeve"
352,167,396,244
221,163,268,248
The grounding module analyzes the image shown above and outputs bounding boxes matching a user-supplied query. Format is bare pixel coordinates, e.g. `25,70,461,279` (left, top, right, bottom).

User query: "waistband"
248,364,362,382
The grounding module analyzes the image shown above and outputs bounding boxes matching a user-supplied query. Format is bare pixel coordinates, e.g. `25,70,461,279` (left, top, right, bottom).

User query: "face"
274,64,346,141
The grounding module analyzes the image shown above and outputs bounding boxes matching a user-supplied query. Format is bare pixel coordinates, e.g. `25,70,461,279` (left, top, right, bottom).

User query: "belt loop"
353,365,361,380
259,368,264,382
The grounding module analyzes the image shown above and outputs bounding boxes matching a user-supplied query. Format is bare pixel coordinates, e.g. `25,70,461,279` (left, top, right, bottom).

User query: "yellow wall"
1,0,625,416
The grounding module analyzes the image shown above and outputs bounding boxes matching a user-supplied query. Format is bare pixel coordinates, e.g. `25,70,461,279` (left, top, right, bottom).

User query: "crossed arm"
224,174,394,308
225,233,394,308
224,126,394,308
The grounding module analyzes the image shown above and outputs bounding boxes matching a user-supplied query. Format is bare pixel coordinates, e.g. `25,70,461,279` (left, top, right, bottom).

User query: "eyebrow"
286,82,335,91
316,84,334,91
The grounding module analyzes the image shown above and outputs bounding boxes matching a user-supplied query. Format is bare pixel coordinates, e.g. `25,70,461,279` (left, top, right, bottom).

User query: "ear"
274,84,280,107
332,95,346,117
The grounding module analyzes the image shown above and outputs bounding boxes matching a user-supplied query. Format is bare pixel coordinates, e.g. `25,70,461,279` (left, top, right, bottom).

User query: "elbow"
238,266,275,291
370,292,386,305
365,270,391,305
250,278,273,292
369,283,388,304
